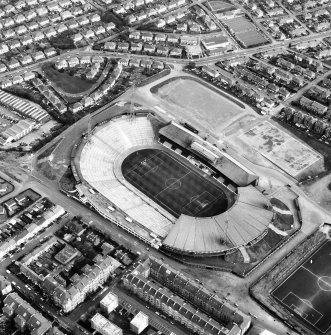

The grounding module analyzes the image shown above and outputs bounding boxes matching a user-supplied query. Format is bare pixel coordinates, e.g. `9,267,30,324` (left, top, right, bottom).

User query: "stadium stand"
76,114,281,256
0,89,50,122
163,186,273,254
79,115,173,238
159,121,258,186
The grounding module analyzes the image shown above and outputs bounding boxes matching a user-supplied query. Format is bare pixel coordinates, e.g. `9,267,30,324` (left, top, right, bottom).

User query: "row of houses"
0,204,65,259
0,2,92,33
129,30,183,43
126,5,186,25
3,293,52,335
283,107,331,137
201,65,281,111
0,49,56,74
276,57,323,78
19,237,121,313
299,96,328,116
0,13,103,54
71,22,116,42
70,64,123,113
122,257,251,335
115,0,186,24
0,0,85,18
105,40,182,57
69,58,165,113
117,58,164,69
252,62,305,87
1,16,105,43
0,71,36,88
55,55,105,70
32,78,67,114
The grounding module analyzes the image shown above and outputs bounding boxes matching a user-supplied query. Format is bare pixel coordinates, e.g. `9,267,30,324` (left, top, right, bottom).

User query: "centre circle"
165,178,181,190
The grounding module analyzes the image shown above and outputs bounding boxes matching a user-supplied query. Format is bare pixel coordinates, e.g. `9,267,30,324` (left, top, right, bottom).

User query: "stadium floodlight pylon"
129,83,136,121
87,113,92,144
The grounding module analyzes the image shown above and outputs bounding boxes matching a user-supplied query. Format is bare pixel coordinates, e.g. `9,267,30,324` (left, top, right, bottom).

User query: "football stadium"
72,110,285,256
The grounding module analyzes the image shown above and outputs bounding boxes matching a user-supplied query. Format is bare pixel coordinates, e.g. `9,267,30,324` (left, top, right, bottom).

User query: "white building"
100,292,118,314
91,314,122,335
130,312,149,334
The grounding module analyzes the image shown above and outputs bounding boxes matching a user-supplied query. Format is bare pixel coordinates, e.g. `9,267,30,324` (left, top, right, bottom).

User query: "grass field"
236,31,269,47
223,17,269,47
43,66,94,94
122,149,229,218
155,78,244,133
272,241,331,333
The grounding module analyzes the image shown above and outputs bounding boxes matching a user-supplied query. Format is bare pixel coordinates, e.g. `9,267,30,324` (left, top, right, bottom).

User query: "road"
1,19,331,84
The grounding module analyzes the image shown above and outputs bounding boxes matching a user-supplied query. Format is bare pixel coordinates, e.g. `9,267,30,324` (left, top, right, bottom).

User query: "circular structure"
165,178,181,190
75,114,276,255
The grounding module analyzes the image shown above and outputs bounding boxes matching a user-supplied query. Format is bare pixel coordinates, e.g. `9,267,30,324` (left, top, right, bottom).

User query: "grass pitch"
155,78,244,133
272,241,331,333
121,149,230,218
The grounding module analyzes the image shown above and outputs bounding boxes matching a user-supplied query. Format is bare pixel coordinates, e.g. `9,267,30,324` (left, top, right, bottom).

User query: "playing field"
223,17,269,47
156,78,244,132
208,0,235,12
223,16,257,33
121,149,230,218
236,31,269,47
240,121,322,178
272,241,331,333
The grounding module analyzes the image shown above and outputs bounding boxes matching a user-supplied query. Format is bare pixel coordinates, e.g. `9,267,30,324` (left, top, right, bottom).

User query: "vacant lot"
240,121,323,178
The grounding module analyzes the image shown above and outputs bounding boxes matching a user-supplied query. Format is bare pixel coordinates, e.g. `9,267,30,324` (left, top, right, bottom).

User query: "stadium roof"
162,186,273,254
159,122,258,186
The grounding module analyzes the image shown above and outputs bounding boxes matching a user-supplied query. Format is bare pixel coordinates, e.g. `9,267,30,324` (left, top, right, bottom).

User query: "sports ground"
155,78,244,134
121,149,230,218
272,241,331,333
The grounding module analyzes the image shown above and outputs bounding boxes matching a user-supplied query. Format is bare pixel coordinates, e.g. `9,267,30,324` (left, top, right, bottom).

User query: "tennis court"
272,241,331,333
121,149,230,218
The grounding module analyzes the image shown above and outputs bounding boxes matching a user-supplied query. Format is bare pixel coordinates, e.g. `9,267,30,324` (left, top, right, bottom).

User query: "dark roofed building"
162,186,273,254
123,257,251,335
159,121,258,186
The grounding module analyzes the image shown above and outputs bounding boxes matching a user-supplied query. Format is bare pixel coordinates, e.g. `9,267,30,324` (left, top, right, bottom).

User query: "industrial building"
1,119,34,144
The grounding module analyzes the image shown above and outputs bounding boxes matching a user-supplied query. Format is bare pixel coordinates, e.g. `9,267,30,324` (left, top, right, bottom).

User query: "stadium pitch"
272,241,331,333
121,149,230,218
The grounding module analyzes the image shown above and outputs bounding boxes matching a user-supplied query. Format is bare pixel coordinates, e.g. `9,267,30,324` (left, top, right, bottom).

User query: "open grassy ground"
42,65,94,94
153,77,245,136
